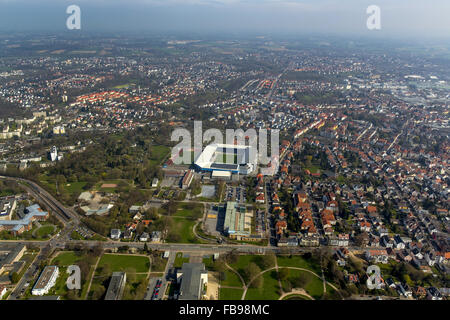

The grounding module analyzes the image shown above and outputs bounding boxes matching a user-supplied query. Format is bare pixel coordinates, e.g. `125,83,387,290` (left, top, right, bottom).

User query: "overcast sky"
0,0,449,40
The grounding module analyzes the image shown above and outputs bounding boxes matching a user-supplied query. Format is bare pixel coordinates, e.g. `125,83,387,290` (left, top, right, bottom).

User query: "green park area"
219,287,244,300
88,254,150,300
97,254,150,273
218,254,337,300
173,252,190,268
149,145,171,166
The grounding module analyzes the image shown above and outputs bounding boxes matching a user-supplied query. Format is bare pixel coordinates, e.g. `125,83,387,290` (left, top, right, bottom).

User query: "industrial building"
223,201,253,240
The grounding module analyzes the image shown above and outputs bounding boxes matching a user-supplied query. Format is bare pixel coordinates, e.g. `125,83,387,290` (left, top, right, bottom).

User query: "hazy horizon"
0,0,449,42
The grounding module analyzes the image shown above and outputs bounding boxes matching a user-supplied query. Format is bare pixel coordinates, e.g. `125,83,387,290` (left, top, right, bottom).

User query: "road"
1,175,369,300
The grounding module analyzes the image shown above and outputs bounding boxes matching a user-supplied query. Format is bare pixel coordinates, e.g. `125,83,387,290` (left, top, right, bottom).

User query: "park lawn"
326,284,337,296
150,255,168,272
221,270,244,288
38,174,57,194
149,145,171,166
169,217,199,243
174,203,204,219
202,256,214,269
97,254,150,273
230,255,258,276
52,251,82,266
64,182,87,195
282,268,324,300
220,288,244,300
245,270,281,300
230,255,275,280
35,225,55,238
282,293,312,300
173,252,190,268
122,273,148,300
81,264,97,299
277,255,321,273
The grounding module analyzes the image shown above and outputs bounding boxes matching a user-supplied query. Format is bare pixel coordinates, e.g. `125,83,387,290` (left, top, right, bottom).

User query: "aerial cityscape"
0,0,448,308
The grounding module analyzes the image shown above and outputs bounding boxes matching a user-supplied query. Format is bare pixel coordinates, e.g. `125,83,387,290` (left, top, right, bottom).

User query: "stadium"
194,144,257,176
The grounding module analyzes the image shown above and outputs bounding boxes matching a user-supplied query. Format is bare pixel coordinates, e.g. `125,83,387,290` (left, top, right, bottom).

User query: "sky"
0,0,449,40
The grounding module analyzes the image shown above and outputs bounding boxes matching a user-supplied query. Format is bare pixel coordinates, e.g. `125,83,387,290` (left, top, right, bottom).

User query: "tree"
92,243,104,257
225,250,239,264
291,272,311,288
242,262,261,284
250,274,264,289
100,264,111,277
279,268,290,281
258,253,276,270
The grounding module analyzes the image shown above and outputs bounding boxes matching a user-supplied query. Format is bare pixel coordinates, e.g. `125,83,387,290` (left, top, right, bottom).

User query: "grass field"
220,288,244,300
52,251,82,266
280,268,324,299
149,145,171,166
230,255,276,281
276,255,321,273
173,203,203,219
97,254,150,273
245,270,281,300
173,252,190,268
35,225,55,238
64,182,87,194
169,217,199,243
221,270,244,287
282,293,312,300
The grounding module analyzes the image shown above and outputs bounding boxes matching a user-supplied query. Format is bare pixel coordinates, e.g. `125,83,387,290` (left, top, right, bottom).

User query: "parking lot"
254,209,267,236
204,205,224,237
225,185,246,203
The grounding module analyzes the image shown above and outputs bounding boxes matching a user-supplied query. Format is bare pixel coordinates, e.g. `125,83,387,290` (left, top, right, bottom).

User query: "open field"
97,254,150,273
220,287,244,300
168,217,199,243
245,270,281,300
276,255,321,273
173,252,190,268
